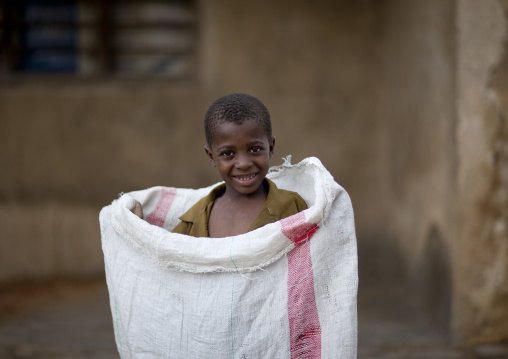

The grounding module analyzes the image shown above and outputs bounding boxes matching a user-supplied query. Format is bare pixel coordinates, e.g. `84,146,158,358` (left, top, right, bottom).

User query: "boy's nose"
235,153,253,169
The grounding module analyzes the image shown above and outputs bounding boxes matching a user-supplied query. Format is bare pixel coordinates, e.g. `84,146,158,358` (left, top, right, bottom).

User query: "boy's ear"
204,145,217,167
269,136,275,159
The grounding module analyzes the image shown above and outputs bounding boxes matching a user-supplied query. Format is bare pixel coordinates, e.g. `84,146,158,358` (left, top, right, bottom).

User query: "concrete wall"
455,0,508,344
0,82,206,282
378,0,456,331
379,0,508,345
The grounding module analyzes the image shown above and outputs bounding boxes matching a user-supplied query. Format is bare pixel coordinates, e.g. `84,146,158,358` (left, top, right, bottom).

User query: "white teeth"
236,174,256,181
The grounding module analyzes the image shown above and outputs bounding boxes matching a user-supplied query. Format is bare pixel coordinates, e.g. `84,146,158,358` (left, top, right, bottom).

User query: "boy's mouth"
233,173,257,183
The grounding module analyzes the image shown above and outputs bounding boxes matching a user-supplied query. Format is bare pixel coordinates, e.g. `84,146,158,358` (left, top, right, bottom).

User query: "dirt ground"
0,277,505,359
0,280,118,359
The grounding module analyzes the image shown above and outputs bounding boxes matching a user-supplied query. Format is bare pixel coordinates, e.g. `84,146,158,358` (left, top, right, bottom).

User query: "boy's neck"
208,180,269,237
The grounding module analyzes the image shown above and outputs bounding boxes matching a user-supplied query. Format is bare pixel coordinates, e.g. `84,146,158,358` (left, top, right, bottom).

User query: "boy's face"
205,120,275,197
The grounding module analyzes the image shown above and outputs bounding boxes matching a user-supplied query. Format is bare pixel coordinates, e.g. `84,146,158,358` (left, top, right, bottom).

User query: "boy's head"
204,93,272,147
203,93,275,197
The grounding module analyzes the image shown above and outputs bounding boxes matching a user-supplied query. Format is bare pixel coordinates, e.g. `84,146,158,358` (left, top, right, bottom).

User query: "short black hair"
204,93,272,146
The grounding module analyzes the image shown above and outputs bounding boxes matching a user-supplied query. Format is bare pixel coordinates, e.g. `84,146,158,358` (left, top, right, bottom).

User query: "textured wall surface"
0,204,102,282
0,82,206,282
455,0,508,344
0,83,206,205
378,0,508,345
378,0,456,330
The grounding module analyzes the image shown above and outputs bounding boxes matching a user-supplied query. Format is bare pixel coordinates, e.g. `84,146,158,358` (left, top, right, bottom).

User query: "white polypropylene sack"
99,157,358,359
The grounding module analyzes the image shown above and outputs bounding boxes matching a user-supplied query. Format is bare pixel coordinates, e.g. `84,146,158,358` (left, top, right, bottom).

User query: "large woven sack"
99,156,358,359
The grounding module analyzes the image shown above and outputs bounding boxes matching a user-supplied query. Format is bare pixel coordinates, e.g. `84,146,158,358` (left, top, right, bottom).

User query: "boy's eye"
220,150,234,157
250,146,263,153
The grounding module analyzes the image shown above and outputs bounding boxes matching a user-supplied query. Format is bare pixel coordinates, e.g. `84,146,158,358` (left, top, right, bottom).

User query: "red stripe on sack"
282,212,321,358
286,242,322,359
145,187,177,228
281,211,319,246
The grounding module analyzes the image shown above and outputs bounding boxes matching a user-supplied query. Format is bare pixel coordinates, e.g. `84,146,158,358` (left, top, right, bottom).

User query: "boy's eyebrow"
216,144,233,151
246,140,265,146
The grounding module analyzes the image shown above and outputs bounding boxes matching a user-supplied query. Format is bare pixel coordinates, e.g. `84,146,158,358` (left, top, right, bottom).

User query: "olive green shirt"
172,179,307,237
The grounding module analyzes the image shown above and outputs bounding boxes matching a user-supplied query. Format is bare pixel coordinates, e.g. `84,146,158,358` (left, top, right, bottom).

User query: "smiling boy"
133,93,307,237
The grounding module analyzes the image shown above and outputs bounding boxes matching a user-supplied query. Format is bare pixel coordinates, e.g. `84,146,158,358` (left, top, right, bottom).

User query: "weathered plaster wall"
379,0,508,345
0,82,206,282
378,0,456,328
455,0,508,344
0,204,102,282
0,83,206,205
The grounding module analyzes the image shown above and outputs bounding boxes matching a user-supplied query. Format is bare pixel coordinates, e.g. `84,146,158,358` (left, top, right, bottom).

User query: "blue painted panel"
21,2,78,72
22,50,77,72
